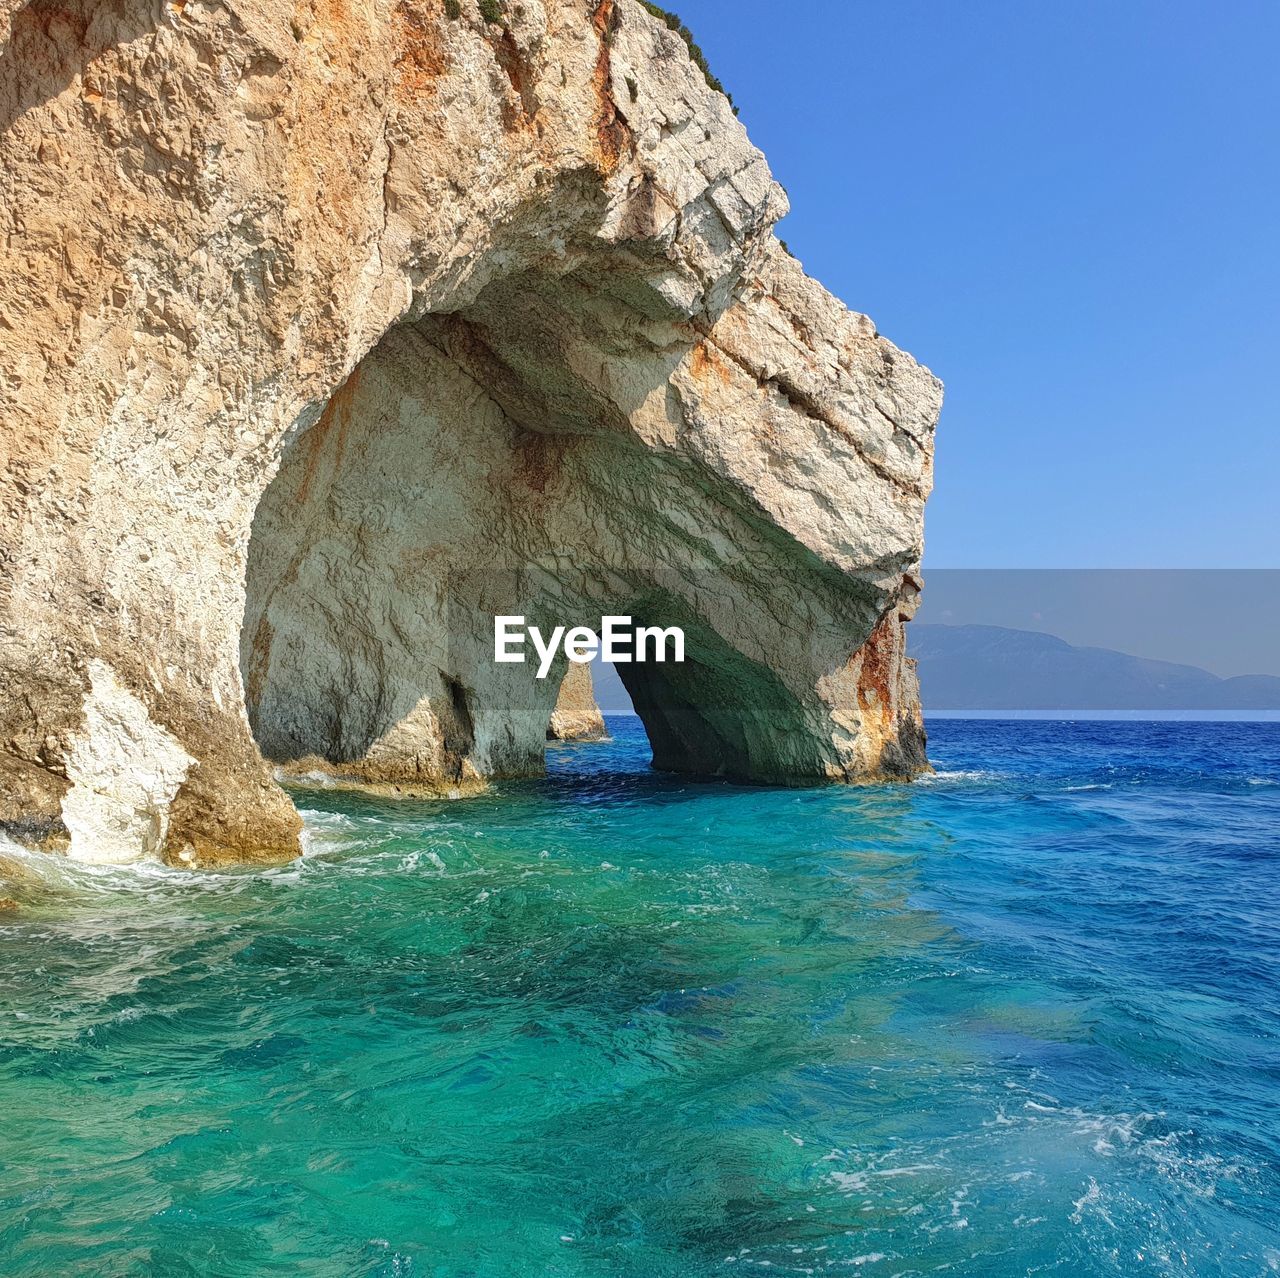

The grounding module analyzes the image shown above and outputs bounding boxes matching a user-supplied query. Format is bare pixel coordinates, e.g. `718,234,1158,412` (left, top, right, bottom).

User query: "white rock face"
0,0,940,866
61,662,195,864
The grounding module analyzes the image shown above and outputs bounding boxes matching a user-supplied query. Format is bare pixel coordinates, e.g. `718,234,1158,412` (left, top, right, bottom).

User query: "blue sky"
672,1,1280,567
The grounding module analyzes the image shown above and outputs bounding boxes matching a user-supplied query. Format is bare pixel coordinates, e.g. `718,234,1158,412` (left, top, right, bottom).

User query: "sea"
1,718,1277,1276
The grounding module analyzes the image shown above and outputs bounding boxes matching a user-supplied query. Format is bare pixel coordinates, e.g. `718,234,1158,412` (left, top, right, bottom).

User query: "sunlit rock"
0,0,940,865
548,666,609,744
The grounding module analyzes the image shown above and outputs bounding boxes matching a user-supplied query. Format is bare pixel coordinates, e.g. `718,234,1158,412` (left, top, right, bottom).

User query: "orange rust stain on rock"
296,365,362,505
590,0,628,173
855,612,899,733
393,0,449,94
688,340,731,387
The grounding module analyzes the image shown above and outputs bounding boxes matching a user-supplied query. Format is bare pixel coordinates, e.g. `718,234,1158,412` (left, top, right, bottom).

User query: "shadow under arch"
611,594,830,784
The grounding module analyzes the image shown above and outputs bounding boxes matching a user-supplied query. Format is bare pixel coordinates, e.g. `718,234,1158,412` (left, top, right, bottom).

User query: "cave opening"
236,304,769,801
235,238,915,818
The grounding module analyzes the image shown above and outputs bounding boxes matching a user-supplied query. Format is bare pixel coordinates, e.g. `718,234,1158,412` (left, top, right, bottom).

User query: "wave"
916,769,1004,785
0,829,306,896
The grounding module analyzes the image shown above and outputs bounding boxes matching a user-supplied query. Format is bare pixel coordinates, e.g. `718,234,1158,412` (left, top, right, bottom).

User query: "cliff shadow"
1,0,163,135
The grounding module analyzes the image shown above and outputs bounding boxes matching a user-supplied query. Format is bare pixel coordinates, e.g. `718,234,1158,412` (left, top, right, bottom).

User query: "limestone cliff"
0,0,941,866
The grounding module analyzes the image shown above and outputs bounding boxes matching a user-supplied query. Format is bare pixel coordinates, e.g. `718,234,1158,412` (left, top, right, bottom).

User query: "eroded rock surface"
0,0,940,865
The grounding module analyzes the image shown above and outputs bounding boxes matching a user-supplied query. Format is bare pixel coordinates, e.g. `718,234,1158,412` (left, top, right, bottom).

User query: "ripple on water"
0,719,1278,1276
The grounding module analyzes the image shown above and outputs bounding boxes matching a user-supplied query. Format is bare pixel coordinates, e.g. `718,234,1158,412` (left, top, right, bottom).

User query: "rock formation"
548,665,608,743
0,0,941,867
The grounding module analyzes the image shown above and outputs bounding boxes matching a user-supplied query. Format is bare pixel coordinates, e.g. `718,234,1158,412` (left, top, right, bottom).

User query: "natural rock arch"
240,257,931,798
0,0,940,866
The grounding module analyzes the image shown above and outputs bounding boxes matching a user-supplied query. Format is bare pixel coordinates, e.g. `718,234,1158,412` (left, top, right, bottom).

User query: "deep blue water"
1,718,1278,1276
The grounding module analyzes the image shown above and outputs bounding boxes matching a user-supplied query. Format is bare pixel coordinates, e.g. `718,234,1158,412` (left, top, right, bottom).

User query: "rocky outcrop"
0,0,940,866
548,665,608,743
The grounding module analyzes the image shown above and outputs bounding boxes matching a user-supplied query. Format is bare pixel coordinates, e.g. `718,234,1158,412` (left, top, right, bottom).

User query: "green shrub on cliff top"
638,2,737,114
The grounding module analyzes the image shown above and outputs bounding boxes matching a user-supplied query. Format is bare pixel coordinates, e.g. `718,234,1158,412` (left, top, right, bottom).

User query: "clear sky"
671,0,1280,567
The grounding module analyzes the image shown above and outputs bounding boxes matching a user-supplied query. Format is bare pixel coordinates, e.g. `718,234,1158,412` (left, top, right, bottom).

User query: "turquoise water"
2,718,1278,1276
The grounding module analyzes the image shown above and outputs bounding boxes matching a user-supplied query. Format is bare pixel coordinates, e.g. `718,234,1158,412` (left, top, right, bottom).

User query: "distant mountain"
909,624,1280,710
